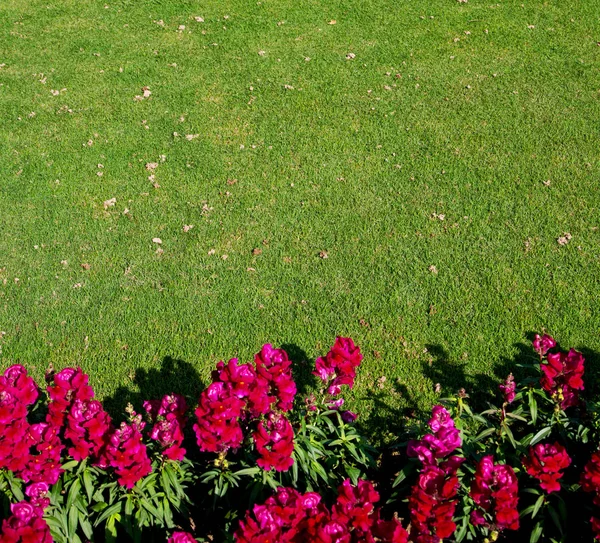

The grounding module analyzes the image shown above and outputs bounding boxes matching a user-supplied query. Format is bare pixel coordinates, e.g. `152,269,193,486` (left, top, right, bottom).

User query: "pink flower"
0,500,52,543
168,532,196,543
533,333,557,356
407,406,461,465
499,374,516,404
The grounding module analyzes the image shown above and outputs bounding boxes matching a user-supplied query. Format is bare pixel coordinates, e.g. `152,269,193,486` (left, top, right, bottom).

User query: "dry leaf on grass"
428,265,438,274
152,237,162,244
557,233,572,246
346,53,356,60
252,248,262,256
185,134,199,141
194,16,204,22
81,263,91,270
145,162,158,171
183,225,194,232
103,197,117,209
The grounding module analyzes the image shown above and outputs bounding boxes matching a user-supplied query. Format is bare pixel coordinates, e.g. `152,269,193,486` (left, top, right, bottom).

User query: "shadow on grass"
281,343,319,396
103,356,206,421
359,332,600,442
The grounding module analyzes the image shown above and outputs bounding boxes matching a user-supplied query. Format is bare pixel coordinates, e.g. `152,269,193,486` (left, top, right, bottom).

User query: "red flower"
540,349,584,409
145,394,187,461
523,442,571,493
253,413,295,472
168,532,197,543
235,481,407,543
0,501,52,543
409,464,460,540
580,452,600,538
469,456,519,532
313,338,362,395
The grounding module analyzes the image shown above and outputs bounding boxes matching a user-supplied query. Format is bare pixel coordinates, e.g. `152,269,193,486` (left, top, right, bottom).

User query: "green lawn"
1,0,599,442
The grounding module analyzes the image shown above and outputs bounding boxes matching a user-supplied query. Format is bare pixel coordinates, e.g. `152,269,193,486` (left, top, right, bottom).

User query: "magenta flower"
533,333,557,357
253,412,295,472
313,337,363,395
541,348,585,409
523,442,571,493
168,532,197,543
499,374,516,404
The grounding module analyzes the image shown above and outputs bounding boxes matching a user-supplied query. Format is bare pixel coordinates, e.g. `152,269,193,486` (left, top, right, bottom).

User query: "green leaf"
531,494,544,519
68,505,79,538
61,460,79,471
547,505,564,535
473,427,496,442
234,467,261,477
528,392,538,425
82,469,94,503
163,497,174,527
95,502,123,526
78,513,94,540
529,426,552,446
66,479,81,511
503,423,518,449
105,515,118,543
530,521,543,543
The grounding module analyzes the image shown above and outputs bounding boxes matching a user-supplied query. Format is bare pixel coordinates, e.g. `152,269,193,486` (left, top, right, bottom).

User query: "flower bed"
0,333,599,542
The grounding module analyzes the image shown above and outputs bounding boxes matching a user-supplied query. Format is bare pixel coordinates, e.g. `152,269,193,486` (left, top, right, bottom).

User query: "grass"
1,0,599,442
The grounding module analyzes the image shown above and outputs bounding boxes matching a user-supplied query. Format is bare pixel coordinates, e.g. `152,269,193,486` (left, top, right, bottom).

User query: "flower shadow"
102,356,206,421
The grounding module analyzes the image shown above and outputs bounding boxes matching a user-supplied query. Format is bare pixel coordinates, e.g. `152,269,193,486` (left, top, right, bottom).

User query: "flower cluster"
0,366,39,475
407,406,463,541
499,373,516,404
235,480,408,543
0,500,52,543
101,417,152,489
47,368,95,427
253,412,295,471
313,337,363,397
409,459,462,542
533,334,557,357
193,345,297,471
469,456,520,532
540,347,585,409
21,422,63,485
144,394,187,461
580,452,600,538
407,405,461,465
523,442,571,493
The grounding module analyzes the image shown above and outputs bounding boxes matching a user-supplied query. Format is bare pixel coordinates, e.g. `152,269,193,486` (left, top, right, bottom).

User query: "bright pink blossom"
168,532,196,543
0,501,52,543
144,394,187,461
101,418,152,489
407,406,461,465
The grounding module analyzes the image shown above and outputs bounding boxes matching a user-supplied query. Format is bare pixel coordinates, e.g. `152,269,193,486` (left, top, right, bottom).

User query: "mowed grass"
1,0,599,441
